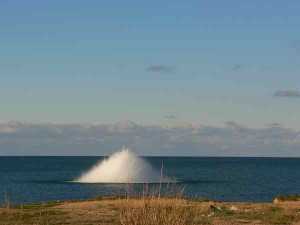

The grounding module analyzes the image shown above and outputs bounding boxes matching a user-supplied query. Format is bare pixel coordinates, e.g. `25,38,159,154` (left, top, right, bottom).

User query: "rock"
230,205,238,211
210,205,223,212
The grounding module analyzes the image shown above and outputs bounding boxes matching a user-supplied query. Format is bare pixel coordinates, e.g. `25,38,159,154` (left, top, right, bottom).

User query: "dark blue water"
1,157,300,205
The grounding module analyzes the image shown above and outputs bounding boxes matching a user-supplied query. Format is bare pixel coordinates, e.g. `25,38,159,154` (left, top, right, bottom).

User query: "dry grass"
0,208,68,225
1,197,300,225
118,196,300,225
275,194,300,202
119,197,210,225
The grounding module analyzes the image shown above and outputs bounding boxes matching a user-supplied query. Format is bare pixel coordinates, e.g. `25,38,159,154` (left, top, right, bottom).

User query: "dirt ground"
1,197,300,225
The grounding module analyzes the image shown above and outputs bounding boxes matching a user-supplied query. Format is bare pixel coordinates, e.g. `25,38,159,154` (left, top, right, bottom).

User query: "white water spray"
75,148,172,183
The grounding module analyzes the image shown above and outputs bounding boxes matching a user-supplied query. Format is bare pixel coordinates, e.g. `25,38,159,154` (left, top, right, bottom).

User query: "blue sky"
1,0,300,128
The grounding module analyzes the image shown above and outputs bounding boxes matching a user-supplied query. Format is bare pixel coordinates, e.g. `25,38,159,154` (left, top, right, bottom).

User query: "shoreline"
1,196,300,225
4,193,300,207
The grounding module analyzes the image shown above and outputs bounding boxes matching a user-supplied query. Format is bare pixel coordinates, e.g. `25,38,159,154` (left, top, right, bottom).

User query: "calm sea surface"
1,157,300,204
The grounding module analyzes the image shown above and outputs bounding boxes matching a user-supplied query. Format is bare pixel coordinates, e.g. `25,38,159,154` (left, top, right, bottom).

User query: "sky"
1,1,300,156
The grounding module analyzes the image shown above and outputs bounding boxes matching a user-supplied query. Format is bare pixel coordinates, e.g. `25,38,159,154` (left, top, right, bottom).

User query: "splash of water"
75,148,172,183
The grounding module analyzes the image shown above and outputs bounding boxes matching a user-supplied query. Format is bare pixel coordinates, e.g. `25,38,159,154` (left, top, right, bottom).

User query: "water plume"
75,148,172,183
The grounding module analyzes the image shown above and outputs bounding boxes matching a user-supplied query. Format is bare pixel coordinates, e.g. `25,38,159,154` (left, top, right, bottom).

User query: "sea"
1,157,300,205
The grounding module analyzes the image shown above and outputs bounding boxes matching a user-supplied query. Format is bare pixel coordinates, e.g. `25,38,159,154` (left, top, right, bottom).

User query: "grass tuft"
275,194,300,202
119,197,209,225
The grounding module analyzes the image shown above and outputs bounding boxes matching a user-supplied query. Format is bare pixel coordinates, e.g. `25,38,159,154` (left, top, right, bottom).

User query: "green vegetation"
0,208,67,225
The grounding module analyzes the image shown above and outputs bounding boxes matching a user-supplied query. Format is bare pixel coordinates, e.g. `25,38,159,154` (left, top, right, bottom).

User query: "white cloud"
0,121,300,156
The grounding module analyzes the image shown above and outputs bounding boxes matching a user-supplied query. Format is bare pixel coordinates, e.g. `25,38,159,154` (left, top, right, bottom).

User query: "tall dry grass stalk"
124,158,184,200
158,160,164,199
4,191,10,209
119,157,201,224
119,198,200,225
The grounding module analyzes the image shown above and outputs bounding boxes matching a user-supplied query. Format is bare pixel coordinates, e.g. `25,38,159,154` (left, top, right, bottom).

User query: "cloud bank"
1,121,300,157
